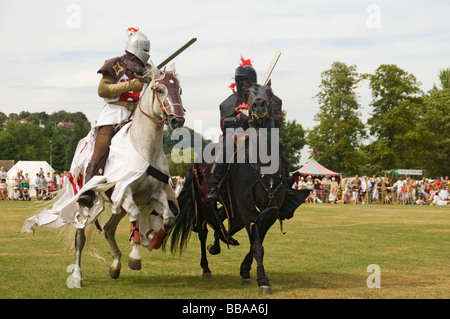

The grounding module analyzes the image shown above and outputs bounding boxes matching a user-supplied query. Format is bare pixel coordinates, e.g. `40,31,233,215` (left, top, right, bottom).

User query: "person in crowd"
374,177,382,204
14,172,23,192
22,173,30,190
432,183,449,206
22,187,31,201
350,175,361,204
329,176,339,203
360,176,368,204
394,177,404,204
384,177,393,204
338,178,349,204
313,178,322,202
433,176,443,190
424,178,432,203
0,166,7,181
38,175,48,200
53,171,60,191
64,171,69,187
322,176,331,203
34,173,41,200
13,187,22,200
0,179,9,200
46,172,54,192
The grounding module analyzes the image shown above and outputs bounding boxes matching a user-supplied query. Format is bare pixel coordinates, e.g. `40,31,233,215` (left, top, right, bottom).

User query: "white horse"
24,63,186,287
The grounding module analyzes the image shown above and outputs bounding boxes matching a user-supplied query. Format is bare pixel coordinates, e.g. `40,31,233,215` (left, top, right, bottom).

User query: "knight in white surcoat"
77,27,151,208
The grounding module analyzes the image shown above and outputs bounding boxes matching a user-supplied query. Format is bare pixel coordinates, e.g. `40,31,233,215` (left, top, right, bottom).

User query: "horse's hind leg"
72,228,85,288
240,250,253,286
104,209,127,279
198,226,212,278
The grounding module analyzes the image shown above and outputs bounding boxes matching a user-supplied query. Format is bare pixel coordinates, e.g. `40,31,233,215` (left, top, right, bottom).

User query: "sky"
1,0,449,165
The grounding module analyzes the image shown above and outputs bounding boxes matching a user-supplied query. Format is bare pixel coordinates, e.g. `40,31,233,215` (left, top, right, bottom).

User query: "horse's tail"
168,173,197,254
58,210,107,262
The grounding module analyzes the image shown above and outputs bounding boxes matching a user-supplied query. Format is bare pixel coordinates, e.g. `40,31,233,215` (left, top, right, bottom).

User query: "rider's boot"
77,163,97,208
77,125,115,208
207,162,227,202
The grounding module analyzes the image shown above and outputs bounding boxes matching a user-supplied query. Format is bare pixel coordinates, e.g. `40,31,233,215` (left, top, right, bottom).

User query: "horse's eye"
179,87,182,95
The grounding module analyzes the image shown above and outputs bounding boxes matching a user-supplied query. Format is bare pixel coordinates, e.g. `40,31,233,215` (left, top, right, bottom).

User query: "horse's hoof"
128,258,141,271
207,244,221,255
109,267,121,279
259,285,272,294
241,278,253,285
202,271,213,279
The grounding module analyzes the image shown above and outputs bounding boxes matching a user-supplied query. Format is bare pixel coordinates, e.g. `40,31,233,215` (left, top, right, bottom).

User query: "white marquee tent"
6,161,55,196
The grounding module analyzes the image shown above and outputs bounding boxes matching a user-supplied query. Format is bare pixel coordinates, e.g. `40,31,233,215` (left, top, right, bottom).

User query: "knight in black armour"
207,57,285,202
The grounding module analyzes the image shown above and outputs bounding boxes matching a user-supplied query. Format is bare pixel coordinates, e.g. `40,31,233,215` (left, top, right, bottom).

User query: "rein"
138,86,166,126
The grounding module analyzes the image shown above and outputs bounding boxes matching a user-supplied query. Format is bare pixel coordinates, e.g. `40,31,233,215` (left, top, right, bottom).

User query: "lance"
261,50,281,85
157,38,197,69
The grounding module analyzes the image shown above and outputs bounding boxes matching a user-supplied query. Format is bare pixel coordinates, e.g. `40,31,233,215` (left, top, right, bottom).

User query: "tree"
415,69,450,176
279,110,305,170
439,68,450,89
366,64,423,170
306,61,366,175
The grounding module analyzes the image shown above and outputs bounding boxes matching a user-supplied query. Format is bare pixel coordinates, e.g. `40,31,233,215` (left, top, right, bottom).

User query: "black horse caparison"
166,82,310,294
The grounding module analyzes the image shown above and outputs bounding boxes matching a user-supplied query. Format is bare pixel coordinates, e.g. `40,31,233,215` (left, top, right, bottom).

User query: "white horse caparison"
72,63,185,287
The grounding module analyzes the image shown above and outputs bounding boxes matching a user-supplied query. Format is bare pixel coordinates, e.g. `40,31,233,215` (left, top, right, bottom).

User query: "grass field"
1,200,450,299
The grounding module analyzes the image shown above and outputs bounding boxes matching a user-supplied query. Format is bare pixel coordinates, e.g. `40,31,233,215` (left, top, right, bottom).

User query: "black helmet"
235,65,257,97
235,65,257,85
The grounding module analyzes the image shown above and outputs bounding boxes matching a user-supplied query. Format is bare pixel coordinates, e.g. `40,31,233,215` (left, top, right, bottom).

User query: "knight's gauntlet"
98,75,143,99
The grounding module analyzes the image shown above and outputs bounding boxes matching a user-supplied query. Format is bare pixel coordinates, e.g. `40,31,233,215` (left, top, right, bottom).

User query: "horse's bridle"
246,85,273,120
138,71,185,128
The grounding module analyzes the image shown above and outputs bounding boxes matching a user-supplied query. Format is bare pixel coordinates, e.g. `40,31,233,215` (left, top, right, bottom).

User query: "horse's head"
141,63,186,130
244,80,273,126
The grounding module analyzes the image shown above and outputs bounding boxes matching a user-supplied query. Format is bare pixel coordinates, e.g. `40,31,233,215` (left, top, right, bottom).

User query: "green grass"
1,200,450,299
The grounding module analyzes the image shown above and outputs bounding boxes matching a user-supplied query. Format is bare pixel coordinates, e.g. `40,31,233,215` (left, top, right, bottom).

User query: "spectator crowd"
0,166,71,201
293,174,450,206
2,164,449,206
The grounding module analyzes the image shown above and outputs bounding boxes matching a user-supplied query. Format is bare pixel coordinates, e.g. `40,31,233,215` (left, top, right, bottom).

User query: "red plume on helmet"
126,27,139,36
240,55,252,67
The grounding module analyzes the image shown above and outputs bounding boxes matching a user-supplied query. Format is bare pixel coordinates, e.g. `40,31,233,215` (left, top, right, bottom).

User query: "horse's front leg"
240,249,253,286
103,209,127,279
251,206,279,294
249,223,272,294
207,230,222,255
121,187,142,270
149,185,179,249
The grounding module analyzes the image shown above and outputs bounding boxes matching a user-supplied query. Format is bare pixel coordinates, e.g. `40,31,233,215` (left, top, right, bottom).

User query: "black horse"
168,82,309,294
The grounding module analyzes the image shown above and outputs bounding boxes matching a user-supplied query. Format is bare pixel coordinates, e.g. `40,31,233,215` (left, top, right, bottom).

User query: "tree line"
306,63,450,177
0,111,91,173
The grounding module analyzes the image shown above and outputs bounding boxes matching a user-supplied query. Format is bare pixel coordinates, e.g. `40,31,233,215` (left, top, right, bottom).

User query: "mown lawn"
1,200,449,299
